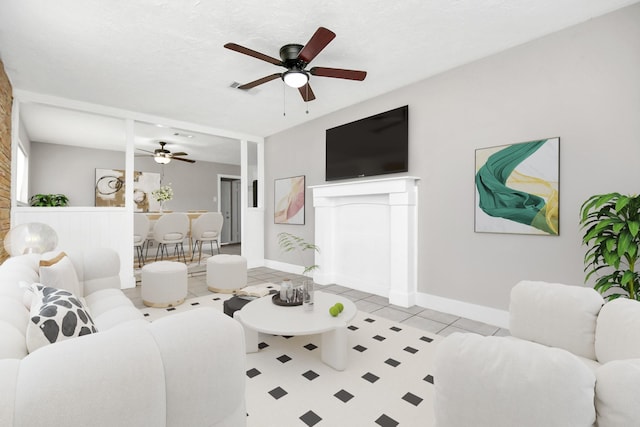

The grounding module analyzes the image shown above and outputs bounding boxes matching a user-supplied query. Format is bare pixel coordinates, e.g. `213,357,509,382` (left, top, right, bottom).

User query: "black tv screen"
325,105,408,181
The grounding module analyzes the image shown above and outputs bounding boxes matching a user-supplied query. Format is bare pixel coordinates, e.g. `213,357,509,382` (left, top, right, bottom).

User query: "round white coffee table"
234,291,357,371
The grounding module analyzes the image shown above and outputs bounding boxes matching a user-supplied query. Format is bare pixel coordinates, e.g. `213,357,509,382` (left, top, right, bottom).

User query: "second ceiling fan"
225,27,367,102
137,141,195,164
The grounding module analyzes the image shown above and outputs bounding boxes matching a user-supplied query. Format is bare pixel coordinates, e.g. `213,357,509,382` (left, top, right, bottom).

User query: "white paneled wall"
11,207,134,288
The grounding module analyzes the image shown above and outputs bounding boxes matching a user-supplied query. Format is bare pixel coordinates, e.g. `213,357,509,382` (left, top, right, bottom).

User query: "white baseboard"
262,258,509,329
415,292,509,329
263,259,305,276
247,258,266,269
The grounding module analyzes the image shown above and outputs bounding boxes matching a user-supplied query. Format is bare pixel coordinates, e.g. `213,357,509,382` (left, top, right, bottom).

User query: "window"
16,142,28,205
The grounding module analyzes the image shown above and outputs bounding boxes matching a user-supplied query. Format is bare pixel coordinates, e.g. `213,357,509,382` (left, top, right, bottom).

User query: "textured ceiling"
1,0,638,151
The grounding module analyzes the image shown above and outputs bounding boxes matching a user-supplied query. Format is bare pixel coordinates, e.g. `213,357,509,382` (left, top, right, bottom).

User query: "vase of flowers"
152,184,173,213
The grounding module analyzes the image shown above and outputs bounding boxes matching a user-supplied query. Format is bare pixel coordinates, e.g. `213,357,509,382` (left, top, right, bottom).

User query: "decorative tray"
272,293,303,307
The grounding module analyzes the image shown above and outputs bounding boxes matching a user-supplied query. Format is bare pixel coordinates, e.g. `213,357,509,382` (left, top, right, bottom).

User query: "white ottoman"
141,261,188,308
207,254,247,293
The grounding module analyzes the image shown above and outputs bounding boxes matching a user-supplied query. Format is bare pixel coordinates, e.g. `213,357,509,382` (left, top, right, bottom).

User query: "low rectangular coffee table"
233,291,356,371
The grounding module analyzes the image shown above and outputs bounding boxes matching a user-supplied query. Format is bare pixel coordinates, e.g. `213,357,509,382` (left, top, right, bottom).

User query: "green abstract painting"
475,138,559,235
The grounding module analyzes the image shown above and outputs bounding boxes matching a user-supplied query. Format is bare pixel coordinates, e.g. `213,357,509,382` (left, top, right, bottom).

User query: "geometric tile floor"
130,288,442,426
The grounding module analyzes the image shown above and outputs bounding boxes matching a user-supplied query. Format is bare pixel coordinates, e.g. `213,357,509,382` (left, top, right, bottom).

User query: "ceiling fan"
224,27,367,102
137,141,195,164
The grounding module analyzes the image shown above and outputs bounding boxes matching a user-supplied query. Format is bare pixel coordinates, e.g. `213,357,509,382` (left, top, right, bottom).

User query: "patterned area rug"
140,293,440,426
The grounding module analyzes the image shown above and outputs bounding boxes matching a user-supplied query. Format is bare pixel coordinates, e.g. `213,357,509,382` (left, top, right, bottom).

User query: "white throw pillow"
39,252,82,297
26,284,98,353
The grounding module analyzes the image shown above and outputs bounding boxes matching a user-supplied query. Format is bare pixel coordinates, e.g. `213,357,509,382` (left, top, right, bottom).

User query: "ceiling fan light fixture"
283,70,308,88
154,154,171,164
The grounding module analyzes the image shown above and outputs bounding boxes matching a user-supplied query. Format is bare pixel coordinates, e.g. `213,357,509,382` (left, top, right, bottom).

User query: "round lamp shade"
3,223,58,256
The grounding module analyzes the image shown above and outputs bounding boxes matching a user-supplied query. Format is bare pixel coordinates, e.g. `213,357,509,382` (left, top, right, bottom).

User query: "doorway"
219,175,241,244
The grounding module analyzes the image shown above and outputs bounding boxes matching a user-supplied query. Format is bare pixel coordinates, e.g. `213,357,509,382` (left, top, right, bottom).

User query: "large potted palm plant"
579,193,640,301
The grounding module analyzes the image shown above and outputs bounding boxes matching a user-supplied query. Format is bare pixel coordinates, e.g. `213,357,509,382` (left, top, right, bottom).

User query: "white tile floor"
124,250,509,338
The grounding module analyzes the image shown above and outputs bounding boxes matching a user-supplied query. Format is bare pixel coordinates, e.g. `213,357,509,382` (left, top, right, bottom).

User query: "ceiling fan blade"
136,148,156,154
298,83,316,102
172,157,196,164
224,43,283,66
297,27,336,64
171,152,188,157
310,67,367,81
238,73,282,89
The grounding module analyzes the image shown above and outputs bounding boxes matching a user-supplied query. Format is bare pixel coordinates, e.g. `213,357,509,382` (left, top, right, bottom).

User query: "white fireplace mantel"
310,176,420,307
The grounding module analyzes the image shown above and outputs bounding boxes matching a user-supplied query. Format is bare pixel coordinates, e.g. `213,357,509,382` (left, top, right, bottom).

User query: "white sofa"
0,248,246,427
434,280,640,427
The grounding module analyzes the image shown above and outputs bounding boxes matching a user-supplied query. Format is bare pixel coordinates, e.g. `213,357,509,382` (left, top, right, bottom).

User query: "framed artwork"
474,137,560,235
95,169,161,212
274,175,305,225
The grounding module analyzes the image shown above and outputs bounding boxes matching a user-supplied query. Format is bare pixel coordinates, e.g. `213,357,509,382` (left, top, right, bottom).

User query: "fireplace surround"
311,176,420,307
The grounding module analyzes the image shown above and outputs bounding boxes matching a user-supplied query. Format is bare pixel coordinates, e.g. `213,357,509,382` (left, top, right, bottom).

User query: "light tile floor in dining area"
124,262,509,338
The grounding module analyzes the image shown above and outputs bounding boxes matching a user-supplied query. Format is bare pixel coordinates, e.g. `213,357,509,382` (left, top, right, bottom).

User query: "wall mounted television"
325,105,408,181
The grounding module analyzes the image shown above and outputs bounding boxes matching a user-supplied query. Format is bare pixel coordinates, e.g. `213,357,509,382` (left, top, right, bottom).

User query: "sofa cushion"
39,252,82,297
509,280,604,360
77,248,122,296
0,270,40,304
434,332,597,427
26,285,97,353
0,296,29,335
0,253,40,274
0,321,27,359
84,288,145,330
0,359,20,425
595,298,640,363
14,326,167,427
595,359,640,427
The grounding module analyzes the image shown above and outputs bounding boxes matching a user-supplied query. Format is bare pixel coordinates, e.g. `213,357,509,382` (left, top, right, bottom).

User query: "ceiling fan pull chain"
305,85,309,114
283,81,286,116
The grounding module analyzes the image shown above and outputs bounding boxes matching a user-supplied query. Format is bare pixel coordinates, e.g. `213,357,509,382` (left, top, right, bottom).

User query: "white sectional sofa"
434,280,640,427
0,248,246,427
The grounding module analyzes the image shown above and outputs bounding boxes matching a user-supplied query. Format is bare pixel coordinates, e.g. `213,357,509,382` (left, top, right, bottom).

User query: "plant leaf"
627,243,638,259
613,222,625,234
603,251,620,269
605,239,616,252
621,270,634,287
595,193,619,209
617,231,632,257
615,195,630,212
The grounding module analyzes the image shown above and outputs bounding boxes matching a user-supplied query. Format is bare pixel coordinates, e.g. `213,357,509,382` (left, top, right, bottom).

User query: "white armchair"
434,280,640,427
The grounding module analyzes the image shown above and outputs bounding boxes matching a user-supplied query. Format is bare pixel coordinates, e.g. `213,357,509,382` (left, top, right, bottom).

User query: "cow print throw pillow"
26,284,98,353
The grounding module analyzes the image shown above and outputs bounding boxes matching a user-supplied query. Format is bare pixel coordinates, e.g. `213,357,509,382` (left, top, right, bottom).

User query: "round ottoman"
141,261,188,308
207,254,247,293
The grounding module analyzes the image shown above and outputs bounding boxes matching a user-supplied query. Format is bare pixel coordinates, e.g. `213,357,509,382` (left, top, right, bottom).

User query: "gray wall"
30,142,240,210
264,4,640,310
